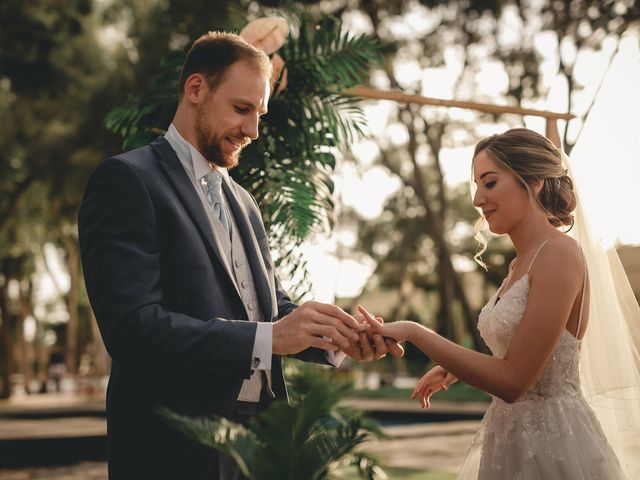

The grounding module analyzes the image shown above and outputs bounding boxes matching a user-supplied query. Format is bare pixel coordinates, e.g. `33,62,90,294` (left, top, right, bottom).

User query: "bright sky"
298,32,640,302
561,35,640,248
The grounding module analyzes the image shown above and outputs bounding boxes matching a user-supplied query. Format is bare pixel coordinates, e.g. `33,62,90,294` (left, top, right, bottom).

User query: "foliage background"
0,0,638,399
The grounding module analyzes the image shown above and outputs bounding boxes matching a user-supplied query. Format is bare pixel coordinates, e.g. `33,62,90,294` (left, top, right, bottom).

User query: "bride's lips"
483,209,496,220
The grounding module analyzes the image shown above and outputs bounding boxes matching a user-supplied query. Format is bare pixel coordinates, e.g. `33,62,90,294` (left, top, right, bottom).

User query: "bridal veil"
565,34,640,479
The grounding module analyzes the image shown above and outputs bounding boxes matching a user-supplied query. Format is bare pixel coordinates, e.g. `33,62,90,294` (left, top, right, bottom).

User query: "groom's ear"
183,73,209,105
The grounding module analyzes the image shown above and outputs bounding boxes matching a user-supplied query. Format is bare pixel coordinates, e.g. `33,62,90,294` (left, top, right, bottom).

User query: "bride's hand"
341,312,405,360
411,366,458,409
357,305,413,342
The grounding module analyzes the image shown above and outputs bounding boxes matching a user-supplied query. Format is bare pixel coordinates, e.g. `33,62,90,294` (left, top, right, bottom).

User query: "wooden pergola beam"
342,86,575,121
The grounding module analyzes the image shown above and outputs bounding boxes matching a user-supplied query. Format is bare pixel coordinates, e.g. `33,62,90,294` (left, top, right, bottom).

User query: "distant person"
78,31,401,480
362,128,637,479
47,351,66,393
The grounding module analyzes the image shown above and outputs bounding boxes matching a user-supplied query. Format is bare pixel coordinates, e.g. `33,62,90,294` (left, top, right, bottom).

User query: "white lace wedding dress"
458,240,626,479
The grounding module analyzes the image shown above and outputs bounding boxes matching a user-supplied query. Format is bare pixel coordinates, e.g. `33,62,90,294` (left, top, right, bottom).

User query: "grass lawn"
353,381,490,403
340,466,456,479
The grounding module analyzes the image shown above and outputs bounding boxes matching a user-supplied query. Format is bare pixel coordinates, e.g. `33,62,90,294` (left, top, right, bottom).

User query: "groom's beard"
195,107,250,169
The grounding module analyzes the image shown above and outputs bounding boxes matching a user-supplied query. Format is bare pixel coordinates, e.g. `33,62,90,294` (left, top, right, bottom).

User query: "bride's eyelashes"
484,181,496,189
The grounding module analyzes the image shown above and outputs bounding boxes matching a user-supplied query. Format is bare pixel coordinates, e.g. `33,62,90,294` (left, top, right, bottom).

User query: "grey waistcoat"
205,190,272,402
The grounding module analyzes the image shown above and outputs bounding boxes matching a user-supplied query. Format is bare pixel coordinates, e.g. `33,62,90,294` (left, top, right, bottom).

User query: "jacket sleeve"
78,157,256,375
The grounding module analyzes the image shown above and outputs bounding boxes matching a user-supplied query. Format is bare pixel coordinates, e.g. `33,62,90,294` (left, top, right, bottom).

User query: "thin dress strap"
576,250,587,339
526,238,552,273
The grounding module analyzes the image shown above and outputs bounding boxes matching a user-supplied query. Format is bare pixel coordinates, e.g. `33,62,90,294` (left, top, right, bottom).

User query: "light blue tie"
203,170,231,237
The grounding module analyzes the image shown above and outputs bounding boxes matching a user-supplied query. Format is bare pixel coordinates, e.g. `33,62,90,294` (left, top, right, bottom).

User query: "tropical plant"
157,365,388,480
104,14,381,299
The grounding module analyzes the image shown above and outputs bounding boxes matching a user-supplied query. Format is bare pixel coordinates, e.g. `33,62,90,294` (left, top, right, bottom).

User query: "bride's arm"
362,238,584,403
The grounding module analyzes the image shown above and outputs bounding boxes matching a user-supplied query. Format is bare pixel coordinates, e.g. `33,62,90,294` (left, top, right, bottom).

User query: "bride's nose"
473,189,484,208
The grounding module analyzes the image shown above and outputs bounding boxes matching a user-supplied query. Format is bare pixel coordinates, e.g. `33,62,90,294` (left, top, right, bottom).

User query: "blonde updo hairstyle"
472,128,577,267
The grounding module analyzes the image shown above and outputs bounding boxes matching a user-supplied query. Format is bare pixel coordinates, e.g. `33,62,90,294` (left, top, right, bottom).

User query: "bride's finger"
411,386,422,399
412,378,429,398
421,389,433,409
357,305,375,321
416,375,436,390
413,379,437,399
417,388,428,407
357,305,383,328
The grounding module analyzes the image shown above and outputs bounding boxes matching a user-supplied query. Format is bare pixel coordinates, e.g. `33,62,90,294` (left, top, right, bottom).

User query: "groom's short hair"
178,31,272,99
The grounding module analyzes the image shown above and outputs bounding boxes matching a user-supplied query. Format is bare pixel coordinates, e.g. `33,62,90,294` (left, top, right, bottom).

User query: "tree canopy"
0,0,637,397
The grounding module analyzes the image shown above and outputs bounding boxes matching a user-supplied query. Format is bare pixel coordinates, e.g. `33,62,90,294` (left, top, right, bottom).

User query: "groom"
78,31,401,479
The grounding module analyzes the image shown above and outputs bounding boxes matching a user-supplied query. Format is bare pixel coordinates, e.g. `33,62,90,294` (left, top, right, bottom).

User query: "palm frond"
104,50,182,149
332,451,389,480
156,366,388,480
154,405,257,477
281,17,381,94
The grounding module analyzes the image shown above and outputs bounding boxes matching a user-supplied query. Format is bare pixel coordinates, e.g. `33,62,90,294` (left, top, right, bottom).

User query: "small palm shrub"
157,365,388,480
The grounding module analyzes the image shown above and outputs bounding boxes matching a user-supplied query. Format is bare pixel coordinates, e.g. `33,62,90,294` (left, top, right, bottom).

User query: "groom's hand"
272,301,363,356
342,313,405,361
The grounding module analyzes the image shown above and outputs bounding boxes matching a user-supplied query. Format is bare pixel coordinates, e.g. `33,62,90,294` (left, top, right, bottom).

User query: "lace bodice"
477,273,582,400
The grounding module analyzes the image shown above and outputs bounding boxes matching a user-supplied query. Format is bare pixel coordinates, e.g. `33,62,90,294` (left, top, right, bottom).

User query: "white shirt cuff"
250,322,272,370
326,349,346,367
321,336,346,367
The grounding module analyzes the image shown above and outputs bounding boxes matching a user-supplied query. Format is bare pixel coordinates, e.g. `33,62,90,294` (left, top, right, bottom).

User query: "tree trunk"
63,235,80,375
0,274,11,399
17,280,35,393
436,249,457,340
34,316,49,393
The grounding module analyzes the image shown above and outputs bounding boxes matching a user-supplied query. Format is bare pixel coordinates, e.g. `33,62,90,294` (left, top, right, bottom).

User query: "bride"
360,127,638,479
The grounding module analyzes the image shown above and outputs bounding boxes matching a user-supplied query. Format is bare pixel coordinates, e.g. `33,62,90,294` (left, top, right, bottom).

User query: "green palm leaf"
156,366,387,480
155,405,257,478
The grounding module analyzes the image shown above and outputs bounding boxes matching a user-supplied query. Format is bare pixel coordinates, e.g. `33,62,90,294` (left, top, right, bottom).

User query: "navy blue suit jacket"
78,137,325,479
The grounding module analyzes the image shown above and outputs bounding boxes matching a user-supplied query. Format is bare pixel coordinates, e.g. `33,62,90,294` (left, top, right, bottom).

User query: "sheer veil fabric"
564,34,640,479
570,183,640,479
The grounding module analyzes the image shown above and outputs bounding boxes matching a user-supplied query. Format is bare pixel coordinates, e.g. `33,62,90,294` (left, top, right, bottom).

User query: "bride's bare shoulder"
533,234,583,278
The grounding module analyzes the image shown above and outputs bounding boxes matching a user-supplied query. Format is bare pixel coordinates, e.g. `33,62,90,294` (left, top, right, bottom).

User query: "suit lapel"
222,179,275,319
150,137,241,298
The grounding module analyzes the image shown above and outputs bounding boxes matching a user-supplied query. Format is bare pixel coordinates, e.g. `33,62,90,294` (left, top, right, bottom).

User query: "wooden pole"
545,118,562,148
342,86,575,120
